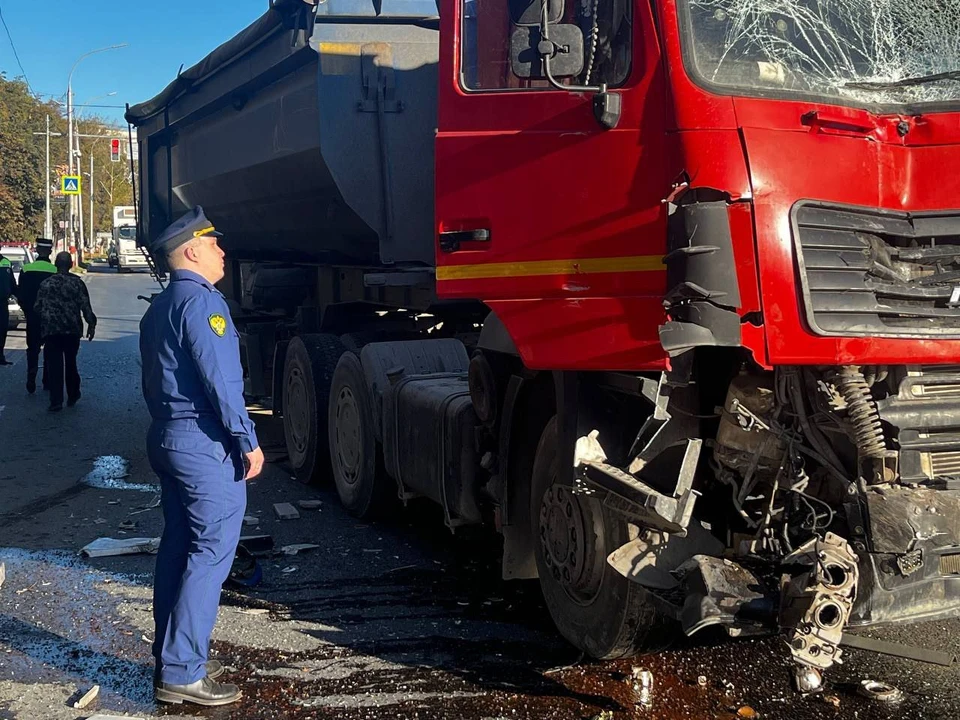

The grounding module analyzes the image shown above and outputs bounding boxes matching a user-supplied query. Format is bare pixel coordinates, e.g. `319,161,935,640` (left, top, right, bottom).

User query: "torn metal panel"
607,522,725,590
579,439,702,535
864,485,960,554
675,555,771,636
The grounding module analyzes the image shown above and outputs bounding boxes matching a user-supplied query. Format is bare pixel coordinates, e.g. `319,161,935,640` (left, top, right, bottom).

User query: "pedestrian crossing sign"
61,176,81,195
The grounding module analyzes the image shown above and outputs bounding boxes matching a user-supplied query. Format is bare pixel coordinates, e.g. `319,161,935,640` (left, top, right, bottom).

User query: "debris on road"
274,502,300,520
243,515,259,526
0,561,5,590
128,494,161,515
281,543,321,556
630,667,653,708
80,537,160,557
297,499,323,510
239,534,274,555
823,694,841,709
697,675,708,687
588,712,614,720
118,520,137,531
83,456,157,493
737,706,759,719
73,684,100,709
281,566,298,574
858,679,904,703
85,715,145,720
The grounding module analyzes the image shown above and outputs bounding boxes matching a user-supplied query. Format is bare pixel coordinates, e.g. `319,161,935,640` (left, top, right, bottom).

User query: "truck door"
435,0,671,371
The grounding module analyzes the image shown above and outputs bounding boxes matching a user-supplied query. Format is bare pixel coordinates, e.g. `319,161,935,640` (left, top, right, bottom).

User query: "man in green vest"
0,254,16,365
16,238,57,392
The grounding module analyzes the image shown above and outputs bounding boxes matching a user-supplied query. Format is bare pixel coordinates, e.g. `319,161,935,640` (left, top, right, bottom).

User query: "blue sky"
0,1,268,125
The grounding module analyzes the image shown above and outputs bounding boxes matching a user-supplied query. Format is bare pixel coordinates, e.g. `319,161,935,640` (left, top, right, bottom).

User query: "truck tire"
283,334,346,484
328,352,392,519
531,417,675,659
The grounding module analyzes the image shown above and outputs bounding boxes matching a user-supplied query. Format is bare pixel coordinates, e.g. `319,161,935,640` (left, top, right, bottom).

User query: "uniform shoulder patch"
208,313,227,337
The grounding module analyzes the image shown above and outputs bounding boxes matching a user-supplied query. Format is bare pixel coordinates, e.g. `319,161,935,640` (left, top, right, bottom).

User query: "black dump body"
127,0,440,268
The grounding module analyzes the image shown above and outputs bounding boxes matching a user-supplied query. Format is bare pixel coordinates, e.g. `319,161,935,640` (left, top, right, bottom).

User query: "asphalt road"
2,266,960,720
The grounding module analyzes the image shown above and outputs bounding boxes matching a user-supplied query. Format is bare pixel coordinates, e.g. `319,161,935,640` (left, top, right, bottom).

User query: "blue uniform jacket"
140,269,259,454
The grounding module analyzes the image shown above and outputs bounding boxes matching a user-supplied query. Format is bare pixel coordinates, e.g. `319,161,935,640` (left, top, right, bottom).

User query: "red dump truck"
128,0,960,685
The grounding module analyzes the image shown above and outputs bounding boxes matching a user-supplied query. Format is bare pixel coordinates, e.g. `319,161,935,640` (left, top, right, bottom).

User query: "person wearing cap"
0,254,16,365
139,206,263,707
33,252,97,411
16,239,57,391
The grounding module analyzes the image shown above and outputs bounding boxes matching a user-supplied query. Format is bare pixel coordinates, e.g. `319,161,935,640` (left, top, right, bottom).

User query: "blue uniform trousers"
147,417,247,686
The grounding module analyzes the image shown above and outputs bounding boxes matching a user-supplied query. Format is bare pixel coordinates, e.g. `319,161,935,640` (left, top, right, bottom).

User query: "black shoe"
67,393,81,407
154,660,224,688
26,378,35,394
48,404,62,412
155,675,241,707
0,358,10,366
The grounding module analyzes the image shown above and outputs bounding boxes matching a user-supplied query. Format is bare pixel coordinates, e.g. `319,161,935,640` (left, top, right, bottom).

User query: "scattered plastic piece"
80,537,160,557
73,684,100,709
274,502,300,520
297,499,323,510
281,544,321,556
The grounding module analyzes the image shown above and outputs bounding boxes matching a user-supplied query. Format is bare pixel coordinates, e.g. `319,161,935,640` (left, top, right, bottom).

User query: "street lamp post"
67,44,127,255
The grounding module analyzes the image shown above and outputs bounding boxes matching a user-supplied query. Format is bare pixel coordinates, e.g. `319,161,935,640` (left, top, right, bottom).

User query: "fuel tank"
126,0,439,268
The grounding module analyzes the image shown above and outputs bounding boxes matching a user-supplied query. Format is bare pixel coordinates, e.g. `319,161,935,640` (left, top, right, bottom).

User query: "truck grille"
878,366,960,484
792,203,960,337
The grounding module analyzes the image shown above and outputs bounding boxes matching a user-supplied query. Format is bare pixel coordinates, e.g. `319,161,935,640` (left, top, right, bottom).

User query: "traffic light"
110,138,121,163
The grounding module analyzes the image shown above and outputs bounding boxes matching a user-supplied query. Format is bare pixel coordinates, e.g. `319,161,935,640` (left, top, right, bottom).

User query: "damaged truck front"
127,0,960,688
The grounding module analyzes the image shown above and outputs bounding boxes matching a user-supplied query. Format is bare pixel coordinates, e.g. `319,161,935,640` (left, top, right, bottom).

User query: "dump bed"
127,0,440,268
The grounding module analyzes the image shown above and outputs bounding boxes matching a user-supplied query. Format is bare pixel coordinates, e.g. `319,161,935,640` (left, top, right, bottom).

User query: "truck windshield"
681,0,960,107
117,227,136,241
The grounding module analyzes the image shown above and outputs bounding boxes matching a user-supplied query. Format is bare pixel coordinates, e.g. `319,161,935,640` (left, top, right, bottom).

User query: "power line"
0,2,31,92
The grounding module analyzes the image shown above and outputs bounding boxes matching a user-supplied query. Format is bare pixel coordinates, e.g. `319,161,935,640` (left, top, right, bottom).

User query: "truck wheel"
531,417,675,659
283,334,346,484
328,352,392,519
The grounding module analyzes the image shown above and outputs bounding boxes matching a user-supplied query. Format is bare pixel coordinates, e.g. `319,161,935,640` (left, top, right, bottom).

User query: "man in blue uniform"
140,207,264,707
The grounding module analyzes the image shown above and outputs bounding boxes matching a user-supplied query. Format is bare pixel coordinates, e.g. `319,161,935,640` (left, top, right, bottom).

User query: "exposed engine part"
780,533,859,671
833,366,887,459
577,434,701,535
793,666,823,695
715,373,785,472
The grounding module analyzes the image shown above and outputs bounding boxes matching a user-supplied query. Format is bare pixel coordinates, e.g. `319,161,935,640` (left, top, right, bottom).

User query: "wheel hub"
285,367,308,456
334,386,362,484
539,484,602,602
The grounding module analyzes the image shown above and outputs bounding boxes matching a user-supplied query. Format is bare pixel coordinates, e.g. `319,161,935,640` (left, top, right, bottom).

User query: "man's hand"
244,446,265,480
86,326,96,342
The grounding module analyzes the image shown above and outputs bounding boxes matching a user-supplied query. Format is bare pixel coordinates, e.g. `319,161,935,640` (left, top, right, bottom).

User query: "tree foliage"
0,73,134,245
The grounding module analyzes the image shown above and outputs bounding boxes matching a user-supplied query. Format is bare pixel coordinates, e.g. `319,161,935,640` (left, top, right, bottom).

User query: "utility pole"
32,115,63,241
89,154,95,254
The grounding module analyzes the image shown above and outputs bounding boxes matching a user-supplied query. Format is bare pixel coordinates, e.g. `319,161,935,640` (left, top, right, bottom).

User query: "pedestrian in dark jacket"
34,252,97,411
0,255,16,365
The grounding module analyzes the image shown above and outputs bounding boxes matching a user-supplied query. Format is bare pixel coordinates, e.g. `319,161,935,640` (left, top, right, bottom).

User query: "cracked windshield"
685,0,960,105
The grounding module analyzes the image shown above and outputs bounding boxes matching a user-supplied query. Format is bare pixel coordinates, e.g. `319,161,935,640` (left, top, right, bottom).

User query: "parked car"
3,258,24,330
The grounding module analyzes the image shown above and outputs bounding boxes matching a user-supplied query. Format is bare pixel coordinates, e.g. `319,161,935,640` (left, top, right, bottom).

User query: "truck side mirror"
510,24,584,79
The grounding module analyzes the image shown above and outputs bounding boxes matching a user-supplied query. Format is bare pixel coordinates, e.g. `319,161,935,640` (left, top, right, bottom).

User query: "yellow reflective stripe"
436,255,665,281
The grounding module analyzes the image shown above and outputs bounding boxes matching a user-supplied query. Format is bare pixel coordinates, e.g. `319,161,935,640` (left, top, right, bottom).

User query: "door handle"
439,229,491,253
